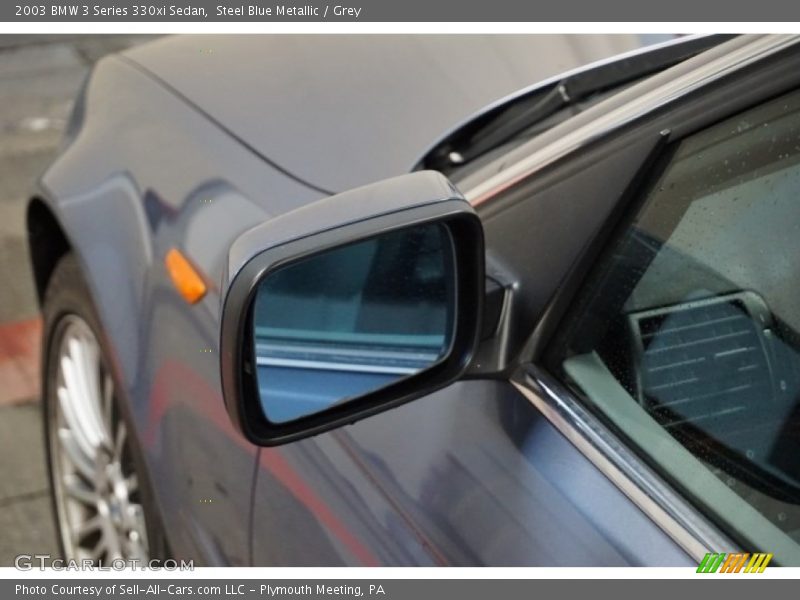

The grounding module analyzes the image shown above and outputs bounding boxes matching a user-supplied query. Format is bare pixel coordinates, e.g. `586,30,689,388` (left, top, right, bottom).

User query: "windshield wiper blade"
425,35,735,172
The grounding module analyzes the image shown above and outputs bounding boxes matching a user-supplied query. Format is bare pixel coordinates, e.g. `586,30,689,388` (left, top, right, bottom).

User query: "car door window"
545,87,800,561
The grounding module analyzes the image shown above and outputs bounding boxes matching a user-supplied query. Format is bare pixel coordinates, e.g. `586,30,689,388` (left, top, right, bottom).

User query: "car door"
251,35,800,566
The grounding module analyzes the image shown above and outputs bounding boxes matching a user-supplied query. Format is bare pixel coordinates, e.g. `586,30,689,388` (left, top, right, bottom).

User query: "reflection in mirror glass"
251,223,455,423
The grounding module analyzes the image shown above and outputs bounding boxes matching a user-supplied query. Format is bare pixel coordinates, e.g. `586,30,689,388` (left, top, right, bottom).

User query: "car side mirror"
220,171,484,446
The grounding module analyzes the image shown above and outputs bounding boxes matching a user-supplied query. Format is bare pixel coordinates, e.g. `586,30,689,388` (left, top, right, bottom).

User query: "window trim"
464,35,800,208
512,364,736,560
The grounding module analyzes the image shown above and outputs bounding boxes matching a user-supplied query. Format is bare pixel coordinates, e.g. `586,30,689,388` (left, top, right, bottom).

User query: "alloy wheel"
48,315,149,564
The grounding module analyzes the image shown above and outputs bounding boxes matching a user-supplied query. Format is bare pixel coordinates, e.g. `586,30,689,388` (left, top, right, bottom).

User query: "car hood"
124,34,642,193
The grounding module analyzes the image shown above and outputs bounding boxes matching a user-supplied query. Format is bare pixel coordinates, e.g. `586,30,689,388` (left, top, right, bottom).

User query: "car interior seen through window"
546,87,800,561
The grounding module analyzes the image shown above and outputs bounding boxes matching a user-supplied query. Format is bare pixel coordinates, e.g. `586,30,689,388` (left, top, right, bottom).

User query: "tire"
42,253,169,565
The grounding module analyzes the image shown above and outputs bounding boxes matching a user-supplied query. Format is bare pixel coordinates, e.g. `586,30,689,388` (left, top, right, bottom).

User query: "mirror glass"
251,222,455,424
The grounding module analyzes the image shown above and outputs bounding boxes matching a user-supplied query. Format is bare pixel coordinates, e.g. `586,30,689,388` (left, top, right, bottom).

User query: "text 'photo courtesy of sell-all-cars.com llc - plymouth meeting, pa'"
26,33,800,567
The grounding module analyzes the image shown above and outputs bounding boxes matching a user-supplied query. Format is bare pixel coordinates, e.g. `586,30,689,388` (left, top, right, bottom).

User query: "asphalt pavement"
0,34,156,566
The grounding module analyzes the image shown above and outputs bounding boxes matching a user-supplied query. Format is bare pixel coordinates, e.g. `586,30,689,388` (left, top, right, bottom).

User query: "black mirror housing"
220,171,484,446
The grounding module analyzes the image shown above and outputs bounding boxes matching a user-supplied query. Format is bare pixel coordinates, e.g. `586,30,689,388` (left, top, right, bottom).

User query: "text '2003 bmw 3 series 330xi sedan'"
26,34,800,566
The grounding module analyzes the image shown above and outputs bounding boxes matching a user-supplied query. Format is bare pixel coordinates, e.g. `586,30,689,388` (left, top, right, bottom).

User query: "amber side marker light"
165,248,207,304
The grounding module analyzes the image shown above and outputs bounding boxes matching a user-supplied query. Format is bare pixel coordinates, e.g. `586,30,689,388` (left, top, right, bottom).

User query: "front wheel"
42,254,163,564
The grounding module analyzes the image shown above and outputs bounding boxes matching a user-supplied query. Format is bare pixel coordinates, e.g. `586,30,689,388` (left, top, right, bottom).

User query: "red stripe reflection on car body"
259,447,380,566
146,358,380,566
